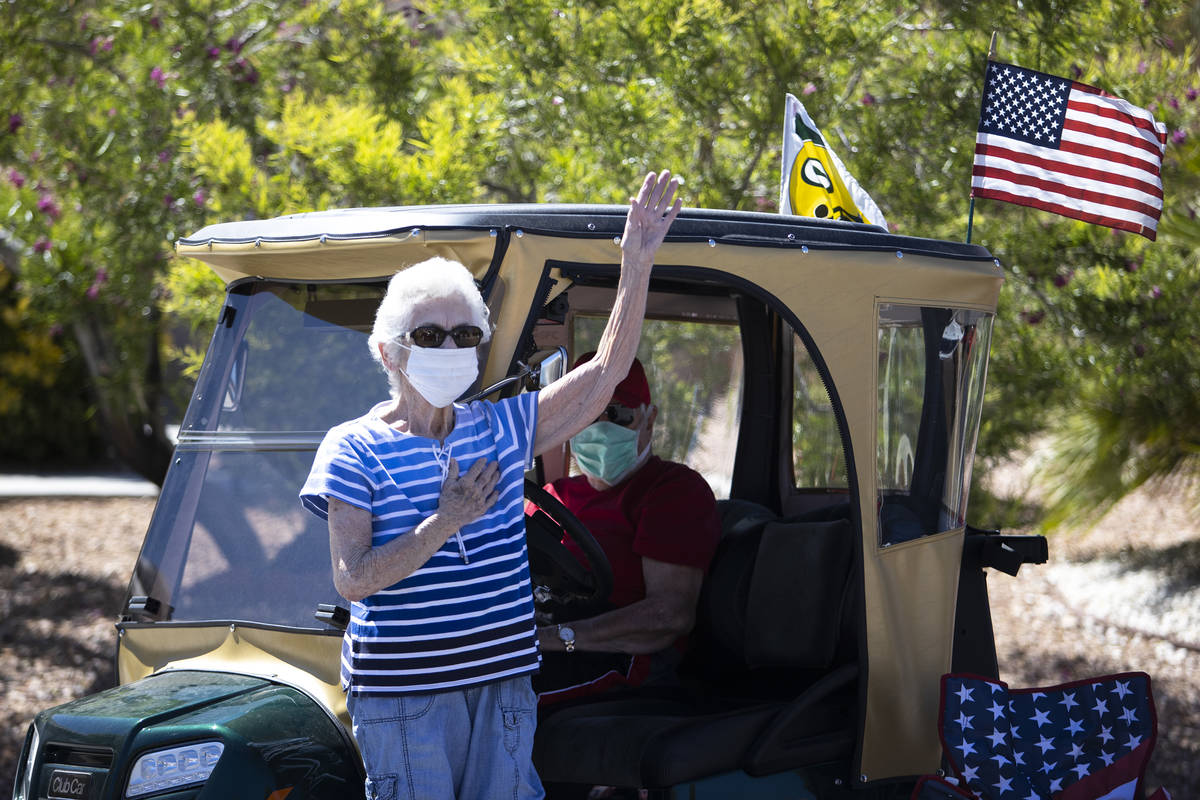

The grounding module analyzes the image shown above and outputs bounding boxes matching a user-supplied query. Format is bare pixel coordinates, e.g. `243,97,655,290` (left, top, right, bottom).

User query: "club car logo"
48,769,91,800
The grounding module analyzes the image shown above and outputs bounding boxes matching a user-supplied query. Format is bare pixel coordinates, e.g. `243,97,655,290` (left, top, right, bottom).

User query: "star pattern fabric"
937,673,1156,800
977,63,1072,148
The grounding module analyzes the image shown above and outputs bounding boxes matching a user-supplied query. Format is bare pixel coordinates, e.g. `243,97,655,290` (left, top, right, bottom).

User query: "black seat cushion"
532,504,860,788
534,667,858,787
535,695,780,787
699,517,855,673
744,518,854,668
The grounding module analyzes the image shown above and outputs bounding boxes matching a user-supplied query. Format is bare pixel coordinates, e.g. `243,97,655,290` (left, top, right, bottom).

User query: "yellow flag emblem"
780,94,887,227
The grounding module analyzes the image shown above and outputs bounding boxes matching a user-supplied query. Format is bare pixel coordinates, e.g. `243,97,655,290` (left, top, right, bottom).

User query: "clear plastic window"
792,334,848,489
202,282,391,433
877,304,993,545
573,317,743,498
158,450,343,626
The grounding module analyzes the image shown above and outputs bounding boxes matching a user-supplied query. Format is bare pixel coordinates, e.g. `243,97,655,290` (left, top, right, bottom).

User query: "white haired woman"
300,171,681,800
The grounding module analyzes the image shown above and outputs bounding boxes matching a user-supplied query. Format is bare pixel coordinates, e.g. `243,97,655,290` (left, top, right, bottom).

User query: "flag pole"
966,31,998,244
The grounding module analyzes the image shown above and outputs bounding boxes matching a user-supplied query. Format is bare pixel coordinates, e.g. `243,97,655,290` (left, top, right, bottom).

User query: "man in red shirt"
534,355,722,704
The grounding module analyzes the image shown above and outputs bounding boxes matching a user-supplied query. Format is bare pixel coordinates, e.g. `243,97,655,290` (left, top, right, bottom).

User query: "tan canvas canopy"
176,204,1004,783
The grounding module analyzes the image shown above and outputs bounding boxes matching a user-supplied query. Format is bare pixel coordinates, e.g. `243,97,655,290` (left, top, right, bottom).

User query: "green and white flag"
780,93,888,228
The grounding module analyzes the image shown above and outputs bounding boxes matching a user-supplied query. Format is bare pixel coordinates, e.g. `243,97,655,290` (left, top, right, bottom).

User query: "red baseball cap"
573,351,652,408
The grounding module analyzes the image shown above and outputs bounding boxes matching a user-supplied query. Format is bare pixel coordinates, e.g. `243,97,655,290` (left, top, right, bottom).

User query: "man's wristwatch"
556,624,576,653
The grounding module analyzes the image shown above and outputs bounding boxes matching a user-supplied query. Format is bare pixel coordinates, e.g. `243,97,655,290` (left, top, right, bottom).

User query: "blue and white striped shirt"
300,392,540,695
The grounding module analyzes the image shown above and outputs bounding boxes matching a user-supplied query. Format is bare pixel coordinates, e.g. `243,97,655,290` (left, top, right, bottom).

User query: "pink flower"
86,36,113,54
1172,130,1187,144
94,268,108,285
157,150,171,163
1052,270,1073,288
230,58,259,85
192,190,206,206
37,193,61,221
1168,97,1180,110
33,238,52,254
1124,260,1140,273
163,195,176,208
1137,61,1148,74
148,15,161,30
150,66,166,88
86,284,100,299
551,96,564,106
6,168,25,188
802,83,817,96
225,37,243,54
7,113,22,134
861,92,876,106
1188,88,1199,101
207,45,221,59
1150,285,1162,299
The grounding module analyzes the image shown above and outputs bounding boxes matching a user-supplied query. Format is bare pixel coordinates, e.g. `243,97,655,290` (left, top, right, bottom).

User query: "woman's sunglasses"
402,325,485,348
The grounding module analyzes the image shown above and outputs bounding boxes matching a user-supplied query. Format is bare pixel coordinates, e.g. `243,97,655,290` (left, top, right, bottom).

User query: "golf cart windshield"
127,281,393,629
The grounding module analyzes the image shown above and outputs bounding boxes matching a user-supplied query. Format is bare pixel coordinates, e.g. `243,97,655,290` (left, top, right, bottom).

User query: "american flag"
936,672,1158,800
972,61,1167,240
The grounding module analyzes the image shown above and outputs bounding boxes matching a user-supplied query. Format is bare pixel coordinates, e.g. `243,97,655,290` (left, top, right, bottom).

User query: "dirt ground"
987,480,1200,797
1,492,1197,796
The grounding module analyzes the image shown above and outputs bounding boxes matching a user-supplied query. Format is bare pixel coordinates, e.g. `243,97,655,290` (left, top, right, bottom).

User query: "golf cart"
12,203,1045,799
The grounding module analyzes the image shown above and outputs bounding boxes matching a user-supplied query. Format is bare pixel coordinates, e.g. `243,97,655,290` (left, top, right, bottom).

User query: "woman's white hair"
368,257,492,377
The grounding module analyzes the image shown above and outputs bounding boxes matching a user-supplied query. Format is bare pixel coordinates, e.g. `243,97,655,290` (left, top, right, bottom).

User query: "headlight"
125,742,224,798
14,724,38,800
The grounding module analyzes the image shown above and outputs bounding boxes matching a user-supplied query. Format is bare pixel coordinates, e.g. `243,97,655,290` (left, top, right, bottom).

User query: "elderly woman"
300,171,681,800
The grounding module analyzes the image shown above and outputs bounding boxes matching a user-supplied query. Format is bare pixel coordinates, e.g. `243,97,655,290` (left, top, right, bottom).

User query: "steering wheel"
523,479,614,612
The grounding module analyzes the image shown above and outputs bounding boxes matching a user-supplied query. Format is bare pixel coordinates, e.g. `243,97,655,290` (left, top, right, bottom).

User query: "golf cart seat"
533,499,860,788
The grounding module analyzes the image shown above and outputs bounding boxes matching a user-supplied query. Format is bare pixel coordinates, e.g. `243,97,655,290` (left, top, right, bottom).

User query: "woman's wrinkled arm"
533,170,682,456
327,457,500,601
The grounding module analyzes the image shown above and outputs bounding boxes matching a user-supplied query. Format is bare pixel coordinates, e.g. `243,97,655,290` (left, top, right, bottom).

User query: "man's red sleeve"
631,465,721,571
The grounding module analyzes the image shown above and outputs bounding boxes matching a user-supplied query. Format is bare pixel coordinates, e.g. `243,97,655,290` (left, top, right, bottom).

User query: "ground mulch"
1,493,1196,796
0,497,151,795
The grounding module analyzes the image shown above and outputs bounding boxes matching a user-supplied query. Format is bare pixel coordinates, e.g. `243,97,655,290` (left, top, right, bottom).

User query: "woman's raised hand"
620,170,682,270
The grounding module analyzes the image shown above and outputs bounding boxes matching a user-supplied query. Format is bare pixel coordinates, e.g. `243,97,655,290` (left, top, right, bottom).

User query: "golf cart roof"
177,204,997,285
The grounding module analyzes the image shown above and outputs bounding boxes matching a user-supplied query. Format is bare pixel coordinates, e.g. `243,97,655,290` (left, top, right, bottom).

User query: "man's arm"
537,557,704,654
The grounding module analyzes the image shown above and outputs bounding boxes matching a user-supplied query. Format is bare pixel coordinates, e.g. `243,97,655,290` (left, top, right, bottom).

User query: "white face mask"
397,344,479,408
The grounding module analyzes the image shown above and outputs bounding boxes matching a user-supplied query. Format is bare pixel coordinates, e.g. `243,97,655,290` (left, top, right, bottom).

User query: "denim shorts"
347,675,544,800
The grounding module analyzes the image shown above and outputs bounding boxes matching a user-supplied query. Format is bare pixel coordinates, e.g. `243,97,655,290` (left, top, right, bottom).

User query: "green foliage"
0,252,103,464
0,0,1197,521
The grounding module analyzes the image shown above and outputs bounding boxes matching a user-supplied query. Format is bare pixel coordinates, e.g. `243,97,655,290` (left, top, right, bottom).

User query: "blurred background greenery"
0,0,1197,529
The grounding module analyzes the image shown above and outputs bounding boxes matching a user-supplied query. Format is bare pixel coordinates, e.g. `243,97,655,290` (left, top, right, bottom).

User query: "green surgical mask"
570,420,641,485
